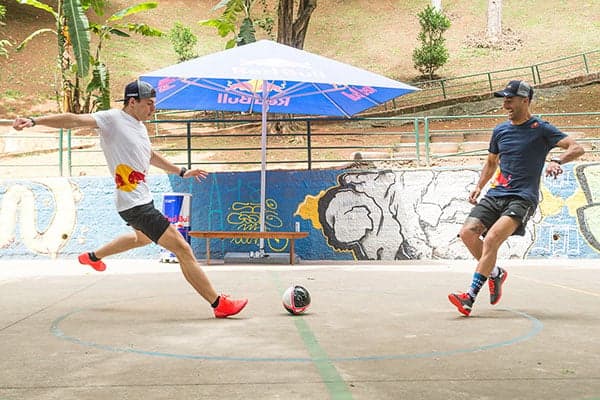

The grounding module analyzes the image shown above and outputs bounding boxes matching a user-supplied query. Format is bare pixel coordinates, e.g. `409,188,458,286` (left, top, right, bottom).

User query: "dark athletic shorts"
468,195,535,236
118,201,171,243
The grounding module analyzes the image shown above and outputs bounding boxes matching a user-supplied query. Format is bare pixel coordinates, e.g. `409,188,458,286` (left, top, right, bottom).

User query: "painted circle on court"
50,295,543,363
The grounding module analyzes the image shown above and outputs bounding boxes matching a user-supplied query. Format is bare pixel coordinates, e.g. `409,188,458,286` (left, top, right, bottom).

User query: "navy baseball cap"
493,80,533,100
122,80,156,101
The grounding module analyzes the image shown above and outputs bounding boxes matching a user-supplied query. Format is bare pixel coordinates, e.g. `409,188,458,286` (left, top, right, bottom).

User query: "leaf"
237,17,256,45
63,0,91,77
123,23,163,37
108,2,158,22
16,28,56,51
86,62,110,111
80,0,107,15
16,0,58,18
105,27,131,38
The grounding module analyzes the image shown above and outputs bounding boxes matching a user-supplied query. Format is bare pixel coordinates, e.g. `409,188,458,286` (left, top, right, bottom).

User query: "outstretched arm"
13,113,98,130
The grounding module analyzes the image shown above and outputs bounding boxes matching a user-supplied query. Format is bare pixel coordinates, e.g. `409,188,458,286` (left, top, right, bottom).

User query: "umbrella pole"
259,81,268,255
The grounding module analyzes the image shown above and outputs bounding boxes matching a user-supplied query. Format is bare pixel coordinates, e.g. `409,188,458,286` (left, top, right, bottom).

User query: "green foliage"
0,5,11,59
2,89,22,100
168,22,198,62
63,0,91,77
238,17,256,46
15,0,162,113
412,5,451,79
201,0,276,49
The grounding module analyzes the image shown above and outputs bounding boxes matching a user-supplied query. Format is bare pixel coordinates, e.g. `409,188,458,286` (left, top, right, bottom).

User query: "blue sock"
467,272,487,300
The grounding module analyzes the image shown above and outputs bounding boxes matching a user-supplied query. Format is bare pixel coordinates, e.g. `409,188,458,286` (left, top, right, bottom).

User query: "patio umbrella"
140,40,418,254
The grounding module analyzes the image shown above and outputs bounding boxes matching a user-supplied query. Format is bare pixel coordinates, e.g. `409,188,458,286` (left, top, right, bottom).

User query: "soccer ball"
282,285,311,315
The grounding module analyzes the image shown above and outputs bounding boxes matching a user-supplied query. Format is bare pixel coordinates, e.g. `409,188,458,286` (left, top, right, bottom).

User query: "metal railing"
2,112,599,177
2,49,599,176
380,50,600,112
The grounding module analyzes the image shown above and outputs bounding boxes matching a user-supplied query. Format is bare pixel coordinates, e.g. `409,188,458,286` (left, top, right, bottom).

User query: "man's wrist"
550,157,562,165
179,167,187,177
26,117,36,127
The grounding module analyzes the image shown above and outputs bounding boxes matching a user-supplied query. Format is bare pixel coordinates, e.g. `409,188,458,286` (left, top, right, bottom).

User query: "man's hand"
12,117,35,131
468,187,481,205
545,162,563,179
182,168,209,183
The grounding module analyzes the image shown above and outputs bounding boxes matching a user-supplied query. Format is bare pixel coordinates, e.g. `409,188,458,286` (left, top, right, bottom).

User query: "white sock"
490,265,500,278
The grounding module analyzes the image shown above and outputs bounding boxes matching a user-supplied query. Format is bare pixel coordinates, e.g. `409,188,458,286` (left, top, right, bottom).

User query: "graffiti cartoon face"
318,172,409,261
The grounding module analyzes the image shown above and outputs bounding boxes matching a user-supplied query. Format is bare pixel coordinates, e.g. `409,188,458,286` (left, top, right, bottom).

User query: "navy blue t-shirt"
486,116,566,206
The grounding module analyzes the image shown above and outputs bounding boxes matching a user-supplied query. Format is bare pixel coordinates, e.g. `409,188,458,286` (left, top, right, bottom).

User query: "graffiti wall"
1,163,599,261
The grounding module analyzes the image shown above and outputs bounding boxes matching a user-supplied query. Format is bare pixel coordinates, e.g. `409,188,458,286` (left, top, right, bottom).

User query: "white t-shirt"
92,109,153,212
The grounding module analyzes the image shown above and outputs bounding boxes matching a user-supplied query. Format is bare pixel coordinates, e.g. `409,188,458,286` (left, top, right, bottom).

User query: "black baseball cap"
122,80,156,101
493,80,533,100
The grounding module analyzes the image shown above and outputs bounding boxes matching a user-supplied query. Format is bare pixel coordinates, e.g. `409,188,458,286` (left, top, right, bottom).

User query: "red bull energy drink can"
160,192,192,263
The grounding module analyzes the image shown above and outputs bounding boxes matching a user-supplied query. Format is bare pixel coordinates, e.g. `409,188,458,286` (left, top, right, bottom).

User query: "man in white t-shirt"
12,80,248,318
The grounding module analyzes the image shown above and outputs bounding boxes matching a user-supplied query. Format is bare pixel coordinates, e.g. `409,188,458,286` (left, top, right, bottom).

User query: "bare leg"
475,216,519,277
157,225,219,304
93,230,153,259
458,217,486,260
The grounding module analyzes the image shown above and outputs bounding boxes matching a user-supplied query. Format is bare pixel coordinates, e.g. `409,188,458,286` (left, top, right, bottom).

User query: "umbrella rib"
309,82,352,118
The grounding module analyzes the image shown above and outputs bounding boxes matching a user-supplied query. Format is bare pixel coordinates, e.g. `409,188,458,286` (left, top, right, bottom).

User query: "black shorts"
469,195,535,236
118,201,171,243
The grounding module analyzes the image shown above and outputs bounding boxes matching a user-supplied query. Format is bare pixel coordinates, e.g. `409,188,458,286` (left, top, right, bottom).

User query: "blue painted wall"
1,164,599,261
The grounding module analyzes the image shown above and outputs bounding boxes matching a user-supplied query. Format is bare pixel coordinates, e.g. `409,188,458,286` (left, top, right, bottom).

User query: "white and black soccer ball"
282,285,311,315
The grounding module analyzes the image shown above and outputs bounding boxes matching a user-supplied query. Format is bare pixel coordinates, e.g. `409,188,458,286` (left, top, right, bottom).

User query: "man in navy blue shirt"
448,80,585,316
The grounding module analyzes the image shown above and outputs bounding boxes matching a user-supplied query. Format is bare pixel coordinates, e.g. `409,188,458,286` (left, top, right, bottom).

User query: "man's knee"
459,218,486,241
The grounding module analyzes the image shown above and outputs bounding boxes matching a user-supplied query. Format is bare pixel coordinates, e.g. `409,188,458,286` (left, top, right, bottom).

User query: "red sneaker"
489,267,508,305
213,295,248,318
78,252,106,272
448,292,474,316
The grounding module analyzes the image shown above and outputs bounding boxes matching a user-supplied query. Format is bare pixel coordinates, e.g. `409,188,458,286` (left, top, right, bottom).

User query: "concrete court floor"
1,258,599,400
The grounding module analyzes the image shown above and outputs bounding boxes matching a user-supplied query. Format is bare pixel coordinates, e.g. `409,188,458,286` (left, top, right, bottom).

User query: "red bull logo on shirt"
114,164,146,192
491,168,512,189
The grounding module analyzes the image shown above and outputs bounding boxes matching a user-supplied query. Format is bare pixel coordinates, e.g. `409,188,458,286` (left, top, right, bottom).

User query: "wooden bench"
188,231,309,265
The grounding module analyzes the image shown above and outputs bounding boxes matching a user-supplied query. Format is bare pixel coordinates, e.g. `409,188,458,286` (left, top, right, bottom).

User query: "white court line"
512,274,600,298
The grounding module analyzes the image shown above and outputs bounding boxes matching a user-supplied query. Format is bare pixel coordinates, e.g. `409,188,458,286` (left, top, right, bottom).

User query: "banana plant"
85,3,163,111
15,0,162,113
200,0,262,49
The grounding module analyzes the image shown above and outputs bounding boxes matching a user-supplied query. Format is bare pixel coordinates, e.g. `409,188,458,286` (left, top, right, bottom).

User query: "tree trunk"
432,0,442,12
277,0,294,46
277,0,317,49
486,0,502,42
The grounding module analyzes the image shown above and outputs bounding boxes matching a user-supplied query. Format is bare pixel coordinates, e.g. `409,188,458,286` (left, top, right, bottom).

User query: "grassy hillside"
0,0,599,116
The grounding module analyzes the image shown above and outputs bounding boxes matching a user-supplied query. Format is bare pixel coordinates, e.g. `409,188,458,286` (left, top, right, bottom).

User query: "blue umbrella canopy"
140,40,418,117
140,40,418,252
